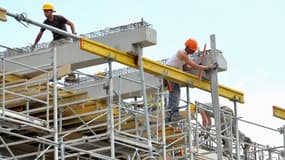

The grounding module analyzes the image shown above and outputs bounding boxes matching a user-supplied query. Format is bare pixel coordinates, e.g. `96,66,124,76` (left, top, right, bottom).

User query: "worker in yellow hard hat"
165,38,215,122
32,3,76,48
189,103,212,129
193,102,253,155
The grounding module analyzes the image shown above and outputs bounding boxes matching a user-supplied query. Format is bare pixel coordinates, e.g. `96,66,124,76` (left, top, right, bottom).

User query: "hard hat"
42,3,55,11
95,71,106,76
190,103,196,112
185,38,198,51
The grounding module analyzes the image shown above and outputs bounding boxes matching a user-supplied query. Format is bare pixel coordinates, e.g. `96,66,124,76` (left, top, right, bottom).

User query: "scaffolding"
0,8,284,160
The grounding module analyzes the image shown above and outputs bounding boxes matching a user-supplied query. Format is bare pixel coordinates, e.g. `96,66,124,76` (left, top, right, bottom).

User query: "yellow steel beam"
273,105,285,120
80,37,244,103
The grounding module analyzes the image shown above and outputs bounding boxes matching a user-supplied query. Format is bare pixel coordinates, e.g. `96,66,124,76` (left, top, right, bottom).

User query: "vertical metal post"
283,125,285,158
209,34,223,159
26,101,30,116
42,143,46,160
59,108,63,133
253,144,257,160
134,44,153,156
46,72,50,129
186,86,193,160
108,60,115,159
268,145,272,160
161,79,167,160
118,77,122,131
155,89,159,141
1,56,6,115
52,47,58,160
195,101,199,153
58,108,62,160
133,96,139,138
60,137,65,160
234,99,240,160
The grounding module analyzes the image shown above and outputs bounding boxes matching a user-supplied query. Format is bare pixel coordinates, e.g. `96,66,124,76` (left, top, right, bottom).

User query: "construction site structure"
0,8,285,160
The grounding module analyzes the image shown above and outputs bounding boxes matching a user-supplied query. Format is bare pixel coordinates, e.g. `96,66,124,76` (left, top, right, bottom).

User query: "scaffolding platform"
0,14,284,159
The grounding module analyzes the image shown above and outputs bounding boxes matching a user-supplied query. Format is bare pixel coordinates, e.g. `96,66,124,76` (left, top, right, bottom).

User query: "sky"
1,0,285,148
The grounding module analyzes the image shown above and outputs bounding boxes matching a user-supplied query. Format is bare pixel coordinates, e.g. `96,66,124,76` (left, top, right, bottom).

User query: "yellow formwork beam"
273,105,285,120
0,7,7,22
80,37,244,103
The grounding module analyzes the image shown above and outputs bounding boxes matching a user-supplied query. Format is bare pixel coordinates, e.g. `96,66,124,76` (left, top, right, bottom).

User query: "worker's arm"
32,31,44,48
178,50,209,70
66,20,76,34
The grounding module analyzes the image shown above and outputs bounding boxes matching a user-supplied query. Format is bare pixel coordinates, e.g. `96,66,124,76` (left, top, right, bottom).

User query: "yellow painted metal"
80,37,244,103
273,105,285,120
0,7,7,21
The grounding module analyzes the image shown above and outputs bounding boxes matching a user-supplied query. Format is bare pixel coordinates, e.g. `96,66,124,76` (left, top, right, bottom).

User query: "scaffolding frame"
0,8,284,160
1,41,285,159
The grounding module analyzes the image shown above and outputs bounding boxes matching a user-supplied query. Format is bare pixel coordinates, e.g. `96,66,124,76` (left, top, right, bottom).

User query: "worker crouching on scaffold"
165,38,215,123
191,102,253,157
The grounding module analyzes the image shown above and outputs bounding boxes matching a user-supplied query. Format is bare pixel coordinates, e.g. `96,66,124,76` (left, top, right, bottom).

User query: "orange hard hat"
185,38,198,51
42,3,55,11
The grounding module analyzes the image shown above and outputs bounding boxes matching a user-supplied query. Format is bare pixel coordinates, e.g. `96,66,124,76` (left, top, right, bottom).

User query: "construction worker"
32,3,76,48
195,102,213,129
219,106,252,154
165,38,214,122
192,103,252,155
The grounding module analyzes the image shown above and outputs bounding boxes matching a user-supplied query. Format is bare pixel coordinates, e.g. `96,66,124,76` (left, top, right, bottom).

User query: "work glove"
208,62,218,70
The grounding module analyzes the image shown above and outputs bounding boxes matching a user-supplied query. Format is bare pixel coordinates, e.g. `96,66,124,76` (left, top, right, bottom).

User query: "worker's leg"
167,82,181,122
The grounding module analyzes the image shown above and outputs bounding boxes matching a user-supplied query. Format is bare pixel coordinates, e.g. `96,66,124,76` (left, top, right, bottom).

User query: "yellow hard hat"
95,71,106,76
42,3,55,11
190,103,196,112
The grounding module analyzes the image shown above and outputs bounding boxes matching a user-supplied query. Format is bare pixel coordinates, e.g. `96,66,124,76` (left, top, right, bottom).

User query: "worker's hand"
183,64,189,71
207,62,218,70
183,64,193,71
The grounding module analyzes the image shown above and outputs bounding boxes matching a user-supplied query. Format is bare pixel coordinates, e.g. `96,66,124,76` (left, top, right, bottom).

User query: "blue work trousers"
167,82,181,117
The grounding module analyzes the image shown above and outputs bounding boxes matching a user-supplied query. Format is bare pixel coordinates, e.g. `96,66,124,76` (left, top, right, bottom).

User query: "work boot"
165,117,171,123
165,111,171,123
171,113,183,122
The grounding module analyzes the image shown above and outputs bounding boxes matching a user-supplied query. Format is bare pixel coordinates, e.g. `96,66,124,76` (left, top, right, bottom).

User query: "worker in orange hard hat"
165,38,215,122
32,3,77,48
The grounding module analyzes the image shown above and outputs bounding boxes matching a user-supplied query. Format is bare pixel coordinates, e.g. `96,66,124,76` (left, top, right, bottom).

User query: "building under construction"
0,7,285,160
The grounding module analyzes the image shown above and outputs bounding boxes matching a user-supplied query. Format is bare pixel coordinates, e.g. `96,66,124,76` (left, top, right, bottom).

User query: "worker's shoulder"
176,49,186,58
54,14,67,20
177,49,185,54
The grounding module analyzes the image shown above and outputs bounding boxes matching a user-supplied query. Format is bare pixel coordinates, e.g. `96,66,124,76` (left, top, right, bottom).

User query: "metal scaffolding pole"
60,137,65,160
134,44,153,157
209,34,223,159
1,56,5,115
108,60,115,159
283,125,285,158
233,99,241,160
186,86,193,160
52,47,59,159
161,79,167,160
0,136,16,159
118,77,122,131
